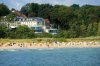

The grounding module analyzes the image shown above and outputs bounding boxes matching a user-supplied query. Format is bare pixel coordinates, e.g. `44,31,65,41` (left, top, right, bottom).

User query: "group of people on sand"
0,42,29,48
0,41,100,49
0,42,50,48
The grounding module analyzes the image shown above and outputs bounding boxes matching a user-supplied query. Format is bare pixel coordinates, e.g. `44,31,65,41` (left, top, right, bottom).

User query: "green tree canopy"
0,3,10,17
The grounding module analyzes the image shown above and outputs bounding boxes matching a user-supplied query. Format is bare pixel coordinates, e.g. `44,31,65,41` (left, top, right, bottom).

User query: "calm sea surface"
0,48,100,66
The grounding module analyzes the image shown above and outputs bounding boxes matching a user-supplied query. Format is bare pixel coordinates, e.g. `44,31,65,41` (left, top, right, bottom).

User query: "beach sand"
0,41,100,49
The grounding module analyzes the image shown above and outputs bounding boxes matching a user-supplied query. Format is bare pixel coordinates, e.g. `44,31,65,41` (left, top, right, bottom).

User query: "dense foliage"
20,3,100,38
0,3,10,17
0,3,100,38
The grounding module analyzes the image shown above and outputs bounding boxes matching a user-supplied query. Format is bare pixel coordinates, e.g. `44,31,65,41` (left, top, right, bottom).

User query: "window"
35,30,42,32
49,30,57,33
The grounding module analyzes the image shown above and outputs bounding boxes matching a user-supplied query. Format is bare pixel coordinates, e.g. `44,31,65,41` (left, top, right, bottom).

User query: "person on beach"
30,43,32,46
47,44,50,48
0,43,3,47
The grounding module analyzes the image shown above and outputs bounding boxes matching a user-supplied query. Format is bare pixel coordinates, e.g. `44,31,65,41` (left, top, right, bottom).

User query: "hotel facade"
9,17,58,34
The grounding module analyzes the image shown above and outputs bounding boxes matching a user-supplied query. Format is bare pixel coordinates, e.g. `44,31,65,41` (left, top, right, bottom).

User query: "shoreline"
0,41,100,50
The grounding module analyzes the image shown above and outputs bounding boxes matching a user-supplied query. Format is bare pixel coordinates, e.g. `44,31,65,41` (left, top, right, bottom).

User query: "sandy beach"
0,41,100,49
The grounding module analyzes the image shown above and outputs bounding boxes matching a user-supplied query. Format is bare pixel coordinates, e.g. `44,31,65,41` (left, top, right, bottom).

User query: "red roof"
44,19,50,24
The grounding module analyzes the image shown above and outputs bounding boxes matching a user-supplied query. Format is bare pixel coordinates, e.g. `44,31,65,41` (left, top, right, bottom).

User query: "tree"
69,23,80,38
92,22,98,35
15,25,35,38
80,22,87,37
50,5,75,29
0,3,10,17
0,24,8,38
87,23,93,36
38,4,52,18
6,13,16,21
21,3,39,17
97,22,100,36
71,4,80,10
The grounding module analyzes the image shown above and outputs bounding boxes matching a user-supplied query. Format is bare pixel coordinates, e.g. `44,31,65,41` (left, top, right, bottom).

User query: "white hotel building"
9,17,58,34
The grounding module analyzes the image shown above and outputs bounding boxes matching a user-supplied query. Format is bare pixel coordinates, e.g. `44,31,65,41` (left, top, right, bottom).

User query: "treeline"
20,3,100,38
0,3,100,38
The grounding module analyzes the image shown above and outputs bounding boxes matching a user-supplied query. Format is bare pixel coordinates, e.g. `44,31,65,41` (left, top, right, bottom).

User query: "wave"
7,49,17,51
38,48,53,50
0,49,5,51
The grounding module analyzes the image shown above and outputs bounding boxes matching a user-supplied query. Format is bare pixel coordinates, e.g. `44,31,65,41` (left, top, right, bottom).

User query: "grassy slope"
0,36,100,43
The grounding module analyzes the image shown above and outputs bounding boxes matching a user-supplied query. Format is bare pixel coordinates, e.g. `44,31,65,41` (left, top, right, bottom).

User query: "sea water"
0,48,100,66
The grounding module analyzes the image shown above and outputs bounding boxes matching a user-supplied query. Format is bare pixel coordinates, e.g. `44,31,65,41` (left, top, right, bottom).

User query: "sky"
0,0,100,10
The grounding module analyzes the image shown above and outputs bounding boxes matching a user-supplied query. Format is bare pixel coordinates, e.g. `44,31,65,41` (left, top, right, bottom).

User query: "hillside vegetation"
0,3,100,38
